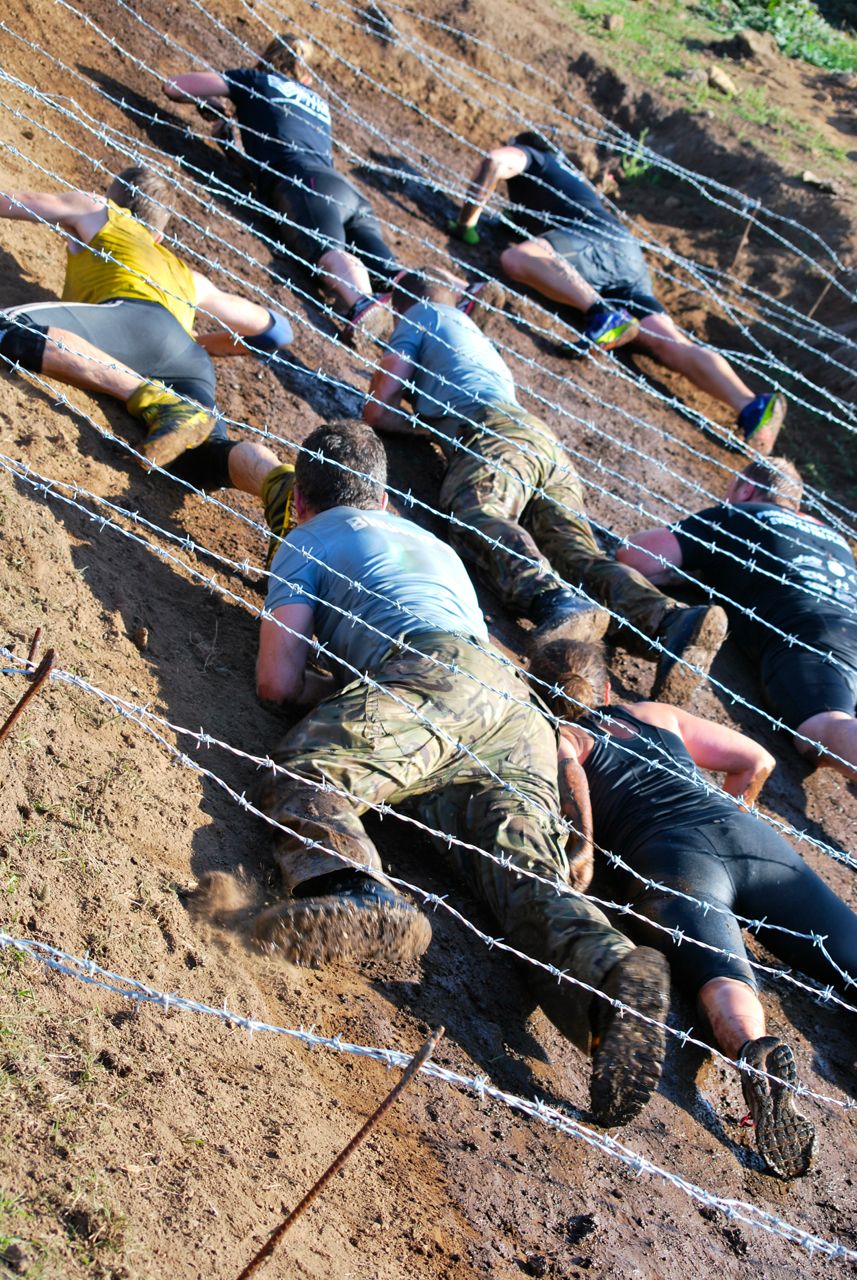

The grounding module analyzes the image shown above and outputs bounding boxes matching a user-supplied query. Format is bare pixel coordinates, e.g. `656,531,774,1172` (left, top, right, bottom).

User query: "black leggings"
620,815,857,994
271,168,400,290
2,299,234,491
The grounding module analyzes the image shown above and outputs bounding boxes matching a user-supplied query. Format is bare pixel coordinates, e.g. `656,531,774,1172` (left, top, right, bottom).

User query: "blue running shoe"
584,304,639,351
737,392,787,455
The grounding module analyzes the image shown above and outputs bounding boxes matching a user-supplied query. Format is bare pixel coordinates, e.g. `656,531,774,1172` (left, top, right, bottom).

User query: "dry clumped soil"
0,0,856,1276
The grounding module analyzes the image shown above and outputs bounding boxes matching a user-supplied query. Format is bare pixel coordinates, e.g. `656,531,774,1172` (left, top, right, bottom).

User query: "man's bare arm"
0,189,104,238
364,354,427,436
616,527,685,586
456,145,529,231
256,603,315,706
191,271,292,356
163,72,231,101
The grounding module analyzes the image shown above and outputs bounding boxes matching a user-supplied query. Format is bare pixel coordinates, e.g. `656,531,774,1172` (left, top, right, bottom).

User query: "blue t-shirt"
387,301,517,425
266,506,488,673
224,68,333,190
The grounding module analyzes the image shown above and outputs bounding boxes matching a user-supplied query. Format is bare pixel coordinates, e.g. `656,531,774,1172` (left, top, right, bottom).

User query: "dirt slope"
1,0,856,1276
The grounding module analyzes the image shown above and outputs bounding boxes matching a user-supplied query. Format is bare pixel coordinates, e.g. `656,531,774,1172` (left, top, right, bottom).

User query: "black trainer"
252,870,432,968
739,1036,815,1178
651,604,728,704
590,947,670,1127
529,587,611,644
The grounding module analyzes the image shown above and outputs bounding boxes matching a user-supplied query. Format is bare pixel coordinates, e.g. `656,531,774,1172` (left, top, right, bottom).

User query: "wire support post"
234,1025,445,1279
0,641,55,747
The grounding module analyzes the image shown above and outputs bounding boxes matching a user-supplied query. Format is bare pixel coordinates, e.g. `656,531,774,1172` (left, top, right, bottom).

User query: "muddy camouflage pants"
439,402,669,638
255,633,634,1049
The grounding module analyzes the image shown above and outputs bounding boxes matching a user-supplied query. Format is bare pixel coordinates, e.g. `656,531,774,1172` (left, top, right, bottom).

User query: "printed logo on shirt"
265,75,331,124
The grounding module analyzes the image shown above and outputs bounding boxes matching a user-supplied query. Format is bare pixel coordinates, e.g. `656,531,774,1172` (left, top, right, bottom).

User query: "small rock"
708,64,739,95
730,27,778,61
0,1243,28,1274
682,67,709,86
525,1257,549,1278
801,170,839,194
132,624,149,651
663,195,681,210
603,12,624,32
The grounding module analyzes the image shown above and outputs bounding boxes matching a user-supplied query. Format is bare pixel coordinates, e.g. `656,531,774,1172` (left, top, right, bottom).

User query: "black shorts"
541,227,665,319
619,813,857,994
3,298,234,492
759,618,857,730
270,165,399,288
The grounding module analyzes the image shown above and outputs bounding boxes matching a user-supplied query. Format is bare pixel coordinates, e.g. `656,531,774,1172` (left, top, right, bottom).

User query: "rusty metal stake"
807,277,833,321
26,627,43,669
729,208,757,272
235,1025,445,1280
0,649,55,746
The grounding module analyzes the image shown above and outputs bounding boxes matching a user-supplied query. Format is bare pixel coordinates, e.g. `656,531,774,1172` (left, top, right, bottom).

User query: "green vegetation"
702,0,857,72
565,0,853,174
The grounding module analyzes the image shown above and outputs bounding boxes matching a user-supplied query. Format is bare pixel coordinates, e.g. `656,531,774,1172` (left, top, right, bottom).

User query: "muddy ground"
1,0,856,1276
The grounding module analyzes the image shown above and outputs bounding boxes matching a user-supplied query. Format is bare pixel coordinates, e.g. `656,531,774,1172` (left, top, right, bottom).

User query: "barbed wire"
1,929,854,1262
4,29,855,561
3,80,856,637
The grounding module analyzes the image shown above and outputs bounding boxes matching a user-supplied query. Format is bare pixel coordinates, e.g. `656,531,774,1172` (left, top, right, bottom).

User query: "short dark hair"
740,456,803,510
529,639,609,720
391,271,455,316
510,129,559,153
106,166,171,233
296,422,387,513
260,33,314,76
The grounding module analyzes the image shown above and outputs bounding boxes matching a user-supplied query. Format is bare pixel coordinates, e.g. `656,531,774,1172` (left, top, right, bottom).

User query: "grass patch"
565,0,854,173
701,0,857,72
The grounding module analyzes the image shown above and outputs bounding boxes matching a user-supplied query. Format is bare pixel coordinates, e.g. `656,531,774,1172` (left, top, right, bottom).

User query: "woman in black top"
531,640,857,1179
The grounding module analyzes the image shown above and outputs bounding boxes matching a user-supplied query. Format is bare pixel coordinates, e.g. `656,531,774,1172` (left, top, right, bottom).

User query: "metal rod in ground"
728,208,757,272
0,649,55,747
807,277,833,320
234,1025,445,1280
26,627,43,668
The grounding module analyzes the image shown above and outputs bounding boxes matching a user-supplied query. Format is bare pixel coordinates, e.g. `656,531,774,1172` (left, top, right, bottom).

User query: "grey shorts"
542,227,665,319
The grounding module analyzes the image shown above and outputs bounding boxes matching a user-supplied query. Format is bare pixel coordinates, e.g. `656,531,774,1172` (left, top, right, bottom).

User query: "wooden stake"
234,1026,445,1280
729,207,757,272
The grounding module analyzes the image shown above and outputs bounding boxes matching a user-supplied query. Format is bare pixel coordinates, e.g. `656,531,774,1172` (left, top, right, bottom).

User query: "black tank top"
578,707,733,857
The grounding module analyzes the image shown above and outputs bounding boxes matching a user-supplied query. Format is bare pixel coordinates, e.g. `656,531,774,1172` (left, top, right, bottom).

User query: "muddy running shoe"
529,587,611,645
261,462,297,570
344,294,393,357
737,392,787,456
457,279,508,331
590,946,670,1126
651,604,728,704
126,380,214,470
252,871,432,968
739,1036,815,1178
583,304,639,351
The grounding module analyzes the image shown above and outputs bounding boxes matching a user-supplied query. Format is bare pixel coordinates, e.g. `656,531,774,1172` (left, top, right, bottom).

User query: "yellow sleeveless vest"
62,202,197,335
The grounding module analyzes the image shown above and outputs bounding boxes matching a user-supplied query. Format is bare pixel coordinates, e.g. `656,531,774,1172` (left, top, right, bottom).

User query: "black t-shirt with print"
224,68,334,189
672,502,857,659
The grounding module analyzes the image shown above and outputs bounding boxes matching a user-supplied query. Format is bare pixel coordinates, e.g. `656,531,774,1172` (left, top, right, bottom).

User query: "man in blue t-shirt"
616,456,857,780
450,132,785,454
363,272,728,706
245,419,671,1126
164,33,401,353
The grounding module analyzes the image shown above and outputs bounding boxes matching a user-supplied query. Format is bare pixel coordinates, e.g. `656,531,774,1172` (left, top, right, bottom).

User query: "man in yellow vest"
0,165,295,514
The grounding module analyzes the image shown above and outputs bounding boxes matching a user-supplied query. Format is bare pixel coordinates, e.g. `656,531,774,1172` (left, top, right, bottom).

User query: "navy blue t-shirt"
224,68,333,189
673,502,857,659
506,146,622,238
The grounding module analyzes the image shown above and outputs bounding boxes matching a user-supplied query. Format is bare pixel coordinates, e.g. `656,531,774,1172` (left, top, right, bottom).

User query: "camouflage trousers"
439,402,669,639
255,632,634,1050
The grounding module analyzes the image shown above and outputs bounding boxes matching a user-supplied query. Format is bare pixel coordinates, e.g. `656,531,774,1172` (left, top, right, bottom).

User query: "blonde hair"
260,33,314,77
106,166,171,233
529,640,608,721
